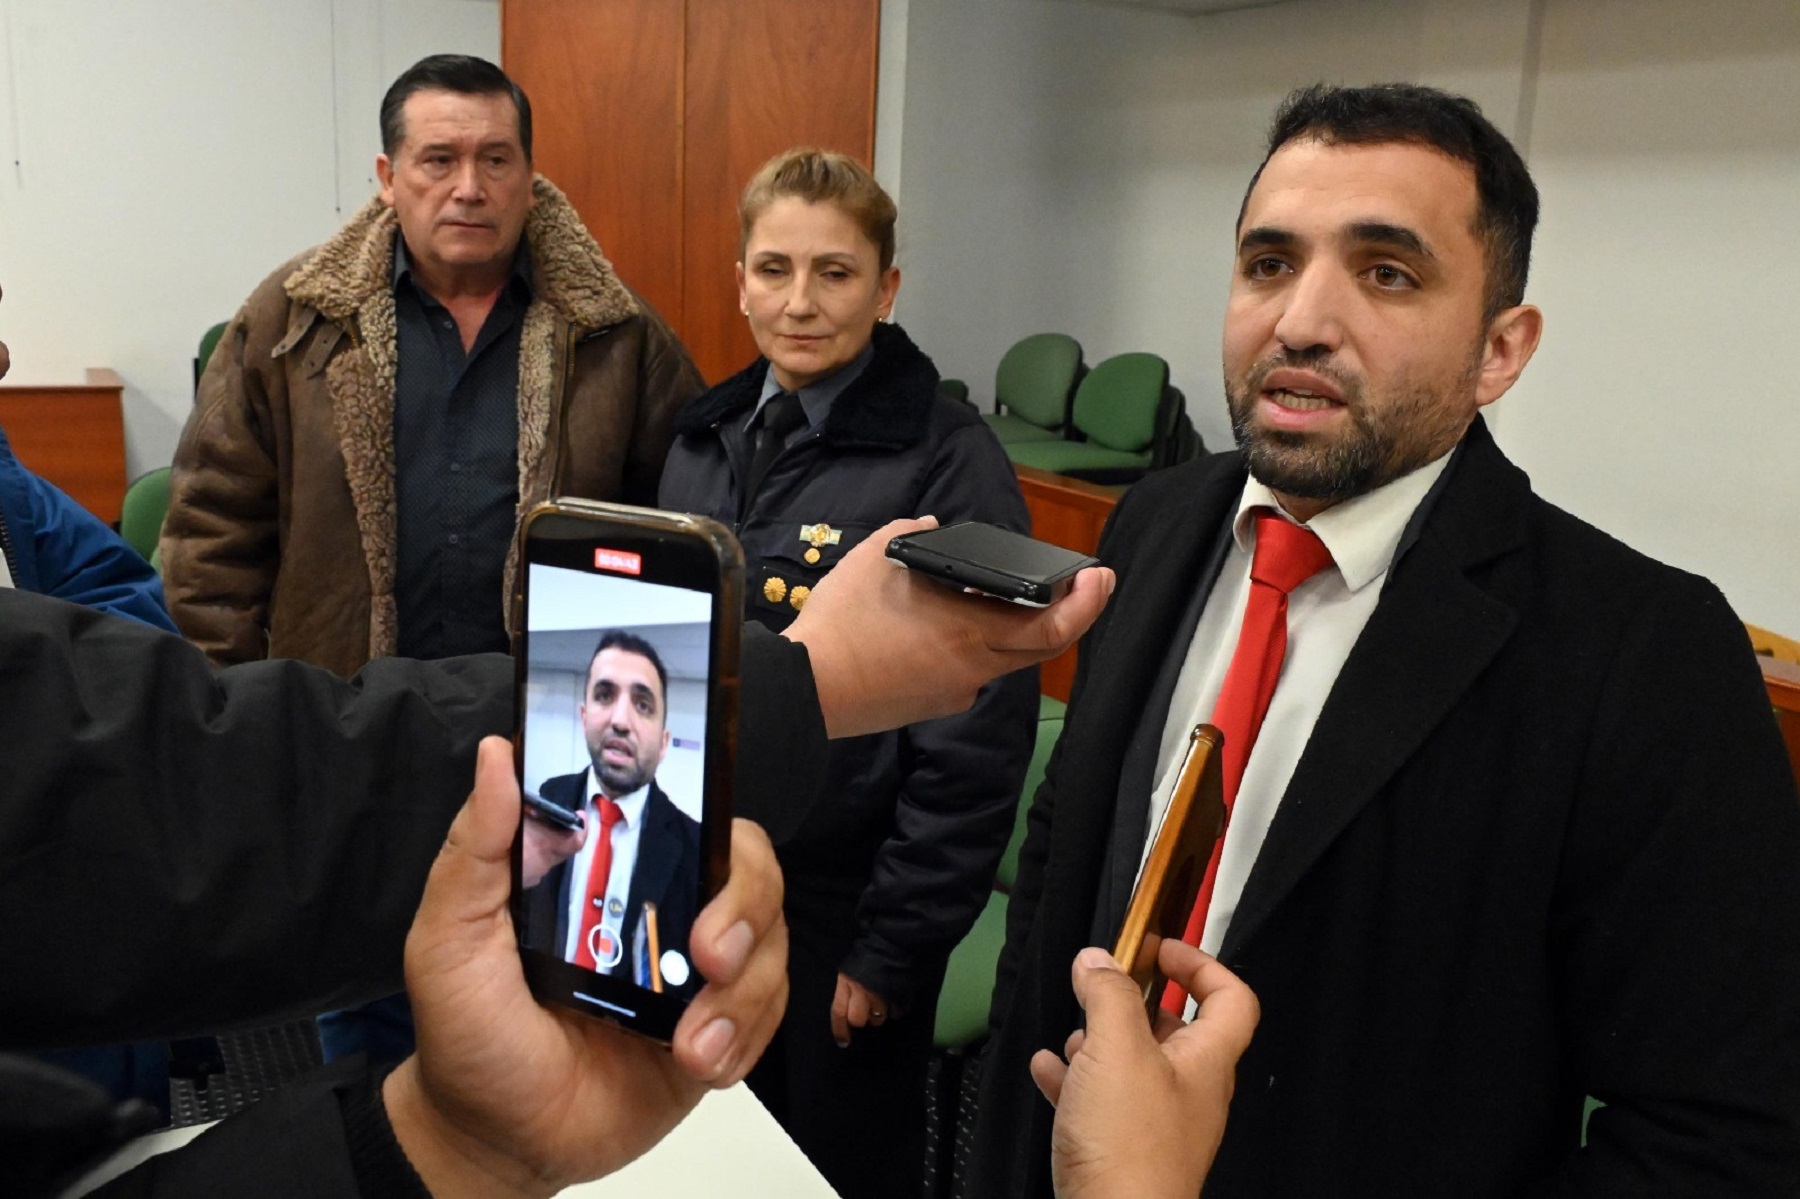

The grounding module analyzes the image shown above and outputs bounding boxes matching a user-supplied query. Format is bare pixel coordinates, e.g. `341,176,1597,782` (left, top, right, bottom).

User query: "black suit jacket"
523,775,704,1000
971,418,1800,1197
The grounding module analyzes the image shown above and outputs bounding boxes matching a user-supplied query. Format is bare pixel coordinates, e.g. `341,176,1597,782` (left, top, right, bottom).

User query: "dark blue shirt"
391,235,531,660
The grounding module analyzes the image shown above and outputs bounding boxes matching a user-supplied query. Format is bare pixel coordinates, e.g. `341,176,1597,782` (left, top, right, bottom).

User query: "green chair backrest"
195,321,228,390
994,333,1083,432
119,467,173,563
1071,352,1169,452
997,697,1067,892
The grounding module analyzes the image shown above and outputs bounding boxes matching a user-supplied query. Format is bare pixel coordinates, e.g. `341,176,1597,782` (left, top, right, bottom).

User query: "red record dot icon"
589,925,623,969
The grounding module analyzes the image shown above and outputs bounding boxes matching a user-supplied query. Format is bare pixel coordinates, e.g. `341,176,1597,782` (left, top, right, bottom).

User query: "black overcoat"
971,417,1800,1197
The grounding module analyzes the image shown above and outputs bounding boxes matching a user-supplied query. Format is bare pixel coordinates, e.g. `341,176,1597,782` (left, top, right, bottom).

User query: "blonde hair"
738,148,897,271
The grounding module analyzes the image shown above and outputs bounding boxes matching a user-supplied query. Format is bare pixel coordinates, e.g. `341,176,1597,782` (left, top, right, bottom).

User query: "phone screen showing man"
513,535,729,1043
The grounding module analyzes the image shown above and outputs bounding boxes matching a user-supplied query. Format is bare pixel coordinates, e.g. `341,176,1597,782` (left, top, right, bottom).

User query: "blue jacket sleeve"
23,471,178,633
0,428,176,633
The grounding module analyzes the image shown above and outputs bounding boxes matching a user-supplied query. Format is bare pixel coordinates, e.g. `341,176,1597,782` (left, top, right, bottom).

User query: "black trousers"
747,901,944,1199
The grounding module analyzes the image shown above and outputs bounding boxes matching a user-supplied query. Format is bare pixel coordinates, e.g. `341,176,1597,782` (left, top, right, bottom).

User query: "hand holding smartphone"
511,499,743,1044
1111,724,1225,1018
886,521,1100,607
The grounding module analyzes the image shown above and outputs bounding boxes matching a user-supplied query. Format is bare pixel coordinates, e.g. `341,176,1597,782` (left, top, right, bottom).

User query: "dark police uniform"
660,321,1037,1199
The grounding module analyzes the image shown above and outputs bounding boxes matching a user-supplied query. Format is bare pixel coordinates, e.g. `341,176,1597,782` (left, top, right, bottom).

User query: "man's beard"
590,739,653,796
1224,349,1478,505
595,759,650,796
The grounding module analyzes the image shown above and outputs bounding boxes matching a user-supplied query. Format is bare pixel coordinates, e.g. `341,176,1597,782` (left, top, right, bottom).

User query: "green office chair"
1006,352,1171,483
926,697,1068,1195
119,467,173,565
194,321,228,391
981,333,1085,445
932,698,1065,1048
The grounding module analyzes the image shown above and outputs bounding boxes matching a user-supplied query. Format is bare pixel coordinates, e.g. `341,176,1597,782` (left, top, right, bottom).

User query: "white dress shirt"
1139,452,1453,957
561,768,651,971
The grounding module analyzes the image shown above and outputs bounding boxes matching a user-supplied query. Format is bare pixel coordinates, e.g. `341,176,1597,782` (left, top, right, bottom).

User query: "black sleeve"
733,623,829,845
1529,574,1800,1195
0,588,516,1051
0,597,832,1053
85,1059,428,1199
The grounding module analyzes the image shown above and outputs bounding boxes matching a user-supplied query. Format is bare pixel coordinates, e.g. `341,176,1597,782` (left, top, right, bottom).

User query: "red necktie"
575,796,626,971
1161,510,1333,1013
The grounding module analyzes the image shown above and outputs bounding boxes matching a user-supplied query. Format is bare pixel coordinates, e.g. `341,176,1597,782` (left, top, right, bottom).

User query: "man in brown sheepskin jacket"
161,54,702,682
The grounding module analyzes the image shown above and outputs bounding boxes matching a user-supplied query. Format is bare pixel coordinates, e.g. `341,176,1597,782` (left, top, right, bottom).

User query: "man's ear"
1474,304,1542,408
375,154,396,208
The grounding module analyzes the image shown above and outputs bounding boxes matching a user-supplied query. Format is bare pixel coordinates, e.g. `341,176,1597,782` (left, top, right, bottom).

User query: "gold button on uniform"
804,547,821,565
790,585,811,611
763,576,788,603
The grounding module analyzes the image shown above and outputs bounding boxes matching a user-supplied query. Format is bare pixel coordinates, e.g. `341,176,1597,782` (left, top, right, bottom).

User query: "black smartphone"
885,521,1100,607
522,790,584,834
511,499,743,1044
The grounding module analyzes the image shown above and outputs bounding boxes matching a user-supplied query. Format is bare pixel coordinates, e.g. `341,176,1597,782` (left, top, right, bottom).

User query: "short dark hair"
1239,83,1538,321
587,630,670,709
379,54,533,161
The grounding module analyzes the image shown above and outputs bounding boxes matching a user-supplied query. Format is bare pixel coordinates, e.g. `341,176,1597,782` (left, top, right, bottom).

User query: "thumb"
1069,946,1153,1047
413,736,520,942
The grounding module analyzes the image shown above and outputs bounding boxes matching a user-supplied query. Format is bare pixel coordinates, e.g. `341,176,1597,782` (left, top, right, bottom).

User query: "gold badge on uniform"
790,585,811,612
804,547,821,564
799,523,842,548
763,576,788,603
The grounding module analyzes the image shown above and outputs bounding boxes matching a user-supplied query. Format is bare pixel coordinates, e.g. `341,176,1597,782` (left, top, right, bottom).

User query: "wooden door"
503,0,879,384
502,0,687,326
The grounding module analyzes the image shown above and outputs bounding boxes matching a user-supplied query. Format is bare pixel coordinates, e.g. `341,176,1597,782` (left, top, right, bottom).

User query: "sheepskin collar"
284,175,638,331
674,322,941,447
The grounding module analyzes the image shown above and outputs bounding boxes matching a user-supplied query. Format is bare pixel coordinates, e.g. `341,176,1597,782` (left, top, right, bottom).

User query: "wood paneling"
503,0,878,385
1015,465,1124,702
503,0,686,328
0,369,127,523
681,0,880,382
1763,655,1800,793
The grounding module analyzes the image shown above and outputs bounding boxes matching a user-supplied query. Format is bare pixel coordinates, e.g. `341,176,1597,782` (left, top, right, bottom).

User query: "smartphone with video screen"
1112,724,1224,1018
511,499,743,1044
886,521,1099,608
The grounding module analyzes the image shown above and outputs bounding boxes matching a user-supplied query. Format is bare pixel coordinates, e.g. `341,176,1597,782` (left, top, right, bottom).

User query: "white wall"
1507,0,1800,635
0,0,499,475
890,0,1800,633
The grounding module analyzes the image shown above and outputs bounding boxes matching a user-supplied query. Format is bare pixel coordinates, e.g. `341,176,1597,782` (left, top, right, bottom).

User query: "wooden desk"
1015,464,1123,702
1762,655,1800,792
0,368,128,524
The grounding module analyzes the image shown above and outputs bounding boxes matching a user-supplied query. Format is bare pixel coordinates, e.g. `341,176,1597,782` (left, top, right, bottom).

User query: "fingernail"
1076,947,1117,971
693,1016,736,1074
715,920,753,977
835,1037,850,1049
